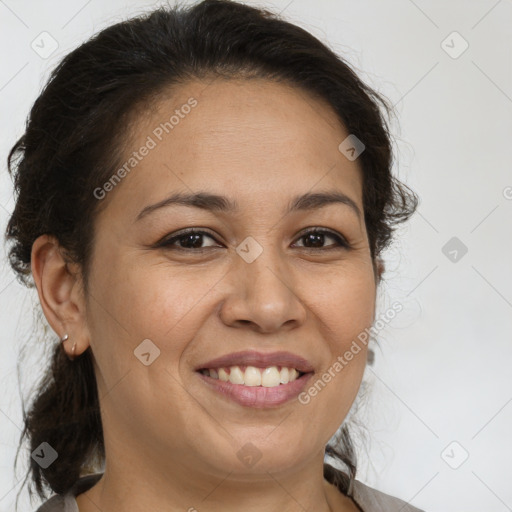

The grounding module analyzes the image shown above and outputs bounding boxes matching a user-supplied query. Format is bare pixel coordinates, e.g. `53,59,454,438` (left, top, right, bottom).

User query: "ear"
373,256,385,284
31,234,91,358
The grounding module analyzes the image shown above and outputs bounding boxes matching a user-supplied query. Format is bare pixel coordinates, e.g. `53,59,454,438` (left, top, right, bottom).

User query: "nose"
219,247,307,334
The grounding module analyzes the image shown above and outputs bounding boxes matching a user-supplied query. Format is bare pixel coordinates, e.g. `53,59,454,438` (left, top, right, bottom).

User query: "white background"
1,1,511,511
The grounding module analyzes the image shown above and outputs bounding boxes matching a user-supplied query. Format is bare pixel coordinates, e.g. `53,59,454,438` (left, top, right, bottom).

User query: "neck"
75,447,356,512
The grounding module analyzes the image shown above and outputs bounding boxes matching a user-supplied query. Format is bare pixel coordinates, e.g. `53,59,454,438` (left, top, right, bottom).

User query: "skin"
31,77,383,512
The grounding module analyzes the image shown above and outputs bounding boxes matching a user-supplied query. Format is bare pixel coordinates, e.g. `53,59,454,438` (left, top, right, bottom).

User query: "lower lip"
196,371,313,408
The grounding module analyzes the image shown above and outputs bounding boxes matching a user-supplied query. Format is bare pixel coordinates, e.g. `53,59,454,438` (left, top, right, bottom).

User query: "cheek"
90,257,224,363
300,266,375,417
313,263,377,342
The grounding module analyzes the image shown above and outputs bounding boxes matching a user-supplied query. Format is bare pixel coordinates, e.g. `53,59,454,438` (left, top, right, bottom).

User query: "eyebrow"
135,190,362,222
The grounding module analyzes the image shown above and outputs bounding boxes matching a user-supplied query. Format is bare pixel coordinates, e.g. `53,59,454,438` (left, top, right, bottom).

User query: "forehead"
96,78,364,223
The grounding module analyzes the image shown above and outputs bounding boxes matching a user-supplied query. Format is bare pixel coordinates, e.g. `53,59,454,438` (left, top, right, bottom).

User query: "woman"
5,1,422,510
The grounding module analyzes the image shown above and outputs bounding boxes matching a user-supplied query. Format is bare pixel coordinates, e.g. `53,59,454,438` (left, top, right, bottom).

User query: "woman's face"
80,78,377,478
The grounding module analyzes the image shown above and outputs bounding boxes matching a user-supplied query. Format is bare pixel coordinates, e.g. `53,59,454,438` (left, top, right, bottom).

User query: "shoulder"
33,494,77,512
323,463,426,512
350,479,426,512
33,473,103,512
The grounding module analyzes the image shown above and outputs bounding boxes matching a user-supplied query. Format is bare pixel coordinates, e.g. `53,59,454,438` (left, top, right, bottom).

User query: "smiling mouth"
197,365,307,387
196,366,313,408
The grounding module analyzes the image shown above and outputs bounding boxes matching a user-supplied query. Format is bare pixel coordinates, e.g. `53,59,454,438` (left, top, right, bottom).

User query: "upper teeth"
201,365,301,387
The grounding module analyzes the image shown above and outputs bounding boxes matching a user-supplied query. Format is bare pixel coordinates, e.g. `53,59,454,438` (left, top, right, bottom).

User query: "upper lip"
196,350,315,373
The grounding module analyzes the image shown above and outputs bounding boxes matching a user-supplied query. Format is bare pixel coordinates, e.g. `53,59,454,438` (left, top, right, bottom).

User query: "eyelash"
156,227,350,252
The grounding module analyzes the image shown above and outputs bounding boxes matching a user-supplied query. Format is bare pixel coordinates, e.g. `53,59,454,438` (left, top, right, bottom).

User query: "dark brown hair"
5,0,417,507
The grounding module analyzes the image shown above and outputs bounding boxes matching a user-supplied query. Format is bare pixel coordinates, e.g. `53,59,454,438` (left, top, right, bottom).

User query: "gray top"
34,470,425,511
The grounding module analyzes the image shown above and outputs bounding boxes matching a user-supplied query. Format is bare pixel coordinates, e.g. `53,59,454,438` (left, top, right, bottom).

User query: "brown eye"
293,229,349,250
158,229,222,250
